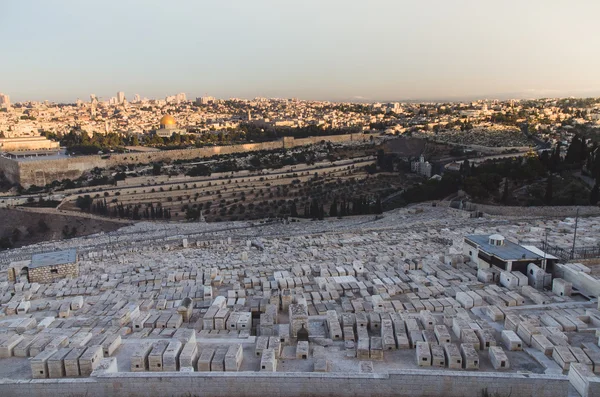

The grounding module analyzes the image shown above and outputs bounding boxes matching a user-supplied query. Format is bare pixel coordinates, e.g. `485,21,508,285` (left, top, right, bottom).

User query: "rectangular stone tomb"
163,340,183,371
297,341,309,359
130,343,153,372
444,343,462,369
370,337,383,360
501,330,522,351
211,347,228,371
431,344,445,367
460,343,479,370
255,336,269,357
416,341,431,367
65,347,87,377
102,334,122,357
489,346,509,370
179,342,199,370
198,348,215,372
31,349,57,379
47,348,73,378
553,346,577,371
79,345,103,376
148,341,169,372
260,348,277,372
225,343,243,372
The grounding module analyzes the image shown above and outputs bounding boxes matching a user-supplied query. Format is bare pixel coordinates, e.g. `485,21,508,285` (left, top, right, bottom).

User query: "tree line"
398,134,600,207
76,195,173,220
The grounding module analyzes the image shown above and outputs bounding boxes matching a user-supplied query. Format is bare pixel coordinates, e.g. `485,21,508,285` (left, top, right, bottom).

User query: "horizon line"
5,91,600,105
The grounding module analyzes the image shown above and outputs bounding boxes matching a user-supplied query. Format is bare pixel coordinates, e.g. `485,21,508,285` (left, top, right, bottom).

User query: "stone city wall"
16,156,108,187
28,262,79,284
0,369,569,397
2,133,379,187
105,140,284,166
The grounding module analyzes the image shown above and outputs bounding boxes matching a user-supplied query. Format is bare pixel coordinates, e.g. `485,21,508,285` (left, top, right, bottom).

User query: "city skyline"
2,0,600,103
7,88,600,106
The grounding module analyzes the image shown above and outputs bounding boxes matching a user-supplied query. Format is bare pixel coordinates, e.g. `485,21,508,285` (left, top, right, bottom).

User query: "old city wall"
105,140,284,166
0,369,569,397
290,132,377,147
8,133,380,187
16,156,109,187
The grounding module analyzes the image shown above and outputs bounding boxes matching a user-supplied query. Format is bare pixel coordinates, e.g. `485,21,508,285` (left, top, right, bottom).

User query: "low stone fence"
475,204,600,218
0,369,569,397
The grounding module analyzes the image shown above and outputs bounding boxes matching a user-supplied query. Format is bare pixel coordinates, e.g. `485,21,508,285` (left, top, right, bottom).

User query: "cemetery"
0,204,599,396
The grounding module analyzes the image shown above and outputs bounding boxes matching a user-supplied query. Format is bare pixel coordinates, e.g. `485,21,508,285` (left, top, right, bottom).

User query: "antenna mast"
571,208,579,260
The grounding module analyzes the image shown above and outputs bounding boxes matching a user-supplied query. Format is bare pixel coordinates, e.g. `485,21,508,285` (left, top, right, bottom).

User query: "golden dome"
160,114,176,126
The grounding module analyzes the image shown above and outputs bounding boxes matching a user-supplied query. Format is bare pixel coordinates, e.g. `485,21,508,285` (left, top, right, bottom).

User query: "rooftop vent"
488,234,505,247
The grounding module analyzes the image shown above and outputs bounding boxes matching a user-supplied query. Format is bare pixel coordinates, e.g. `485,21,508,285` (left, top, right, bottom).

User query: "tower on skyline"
0,93,11,108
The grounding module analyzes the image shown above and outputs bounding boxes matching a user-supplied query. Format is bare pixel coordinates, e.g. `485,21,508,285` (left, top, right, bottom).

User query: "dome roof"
489,234,504,241
160,114,176,126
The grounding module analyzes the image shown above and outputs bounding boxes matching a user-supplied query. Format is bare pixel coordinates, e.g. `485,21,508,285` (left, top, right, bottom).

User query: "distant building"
464,234,557,274
117,91,125,104
460,109,480,118
444,162,462,172
387,102,401,113
90,95,97,118
196,96,215,105
153,114,187,138
0,93,10,108
0,136,60,152
411,155,432,178
8,249,78,284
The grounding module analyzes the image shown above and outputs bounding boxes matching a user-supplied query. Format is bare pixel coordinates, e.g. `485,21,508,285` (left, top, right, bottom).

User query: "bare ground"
0,207,129,249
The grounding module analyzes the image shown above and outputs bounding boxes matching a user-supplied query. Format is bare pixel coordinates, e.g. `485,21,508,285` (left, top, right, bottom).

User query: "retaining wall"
0,156,20,184
0,369,569,397
18,156,108,187
476,204,600,218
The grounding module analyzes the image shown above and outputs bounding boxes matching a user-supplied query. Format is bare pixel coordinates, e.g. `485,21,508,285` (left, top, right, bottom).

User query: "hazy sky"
2,0,600,103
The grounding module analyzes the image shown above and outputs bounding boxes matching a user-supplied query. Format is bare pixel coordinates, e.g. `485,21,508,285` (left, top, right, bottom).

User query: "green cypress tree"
501,178,509,204
590,183,599,205
375,197,383,214
329,198,338,217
